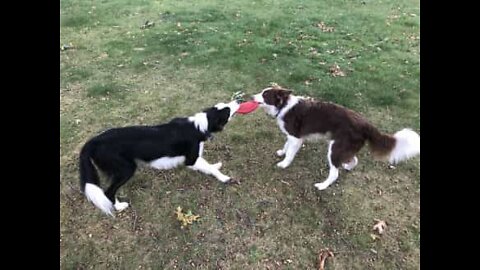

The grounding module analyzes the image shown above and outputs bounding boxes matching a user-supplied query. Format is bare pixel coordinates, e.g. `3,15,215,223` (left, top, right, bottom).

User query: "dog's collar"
274,105,286,119
274,110,281,118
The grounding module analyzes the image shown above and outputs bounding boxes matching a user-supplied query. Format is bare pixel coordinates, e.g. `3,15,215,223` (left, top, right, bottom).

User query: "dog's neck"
276,95,301,119
187,112,215,141
188,112,209,133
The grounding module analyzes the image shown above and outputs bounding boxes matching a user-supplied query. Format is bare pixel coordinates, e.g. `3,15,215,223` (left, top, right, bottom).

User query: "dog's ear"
275,90,292,107
282,90,292,96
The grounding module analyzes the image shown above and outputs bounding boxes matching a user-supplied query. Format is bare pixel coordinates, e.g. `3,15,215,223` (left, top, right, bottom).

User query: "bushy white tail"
84,183,114,216
389,128,420,164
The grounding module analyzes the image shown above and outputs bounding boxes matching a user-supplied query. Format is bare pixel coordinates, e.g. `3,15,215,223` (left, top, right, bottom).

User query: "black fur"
79,105,233,212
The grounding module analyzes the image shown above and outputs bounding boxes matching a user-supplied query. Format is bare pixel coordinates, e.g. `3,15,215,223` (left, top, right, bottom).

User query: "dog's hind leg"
315,138,364,190
103,159,137,212
314,140,340,190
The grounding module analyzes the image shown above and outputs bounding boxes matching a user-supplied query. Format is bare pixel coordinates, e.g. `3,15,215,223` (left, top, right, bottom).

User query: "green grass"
60,0,420,269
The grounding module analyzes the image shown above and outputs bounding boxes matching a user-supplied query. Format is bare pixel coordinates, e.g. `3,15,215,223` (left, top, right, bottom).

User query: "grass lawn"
60,0,420,269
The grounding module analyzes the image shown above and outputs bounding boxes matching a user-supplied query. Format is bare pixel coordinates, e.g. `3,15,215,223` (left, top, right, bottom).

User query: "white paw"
212,162,223,170
276,161,290,169
276,149,286,157
314,182,330,191
114,202,129,212
342,157,358,171
218,175,231,183
342,163,353,171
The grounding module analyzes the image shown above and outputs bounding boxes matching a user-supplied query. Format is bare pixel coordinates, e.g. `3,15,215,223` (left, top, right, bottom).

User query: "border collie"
252,86,420,191
79,100,240,216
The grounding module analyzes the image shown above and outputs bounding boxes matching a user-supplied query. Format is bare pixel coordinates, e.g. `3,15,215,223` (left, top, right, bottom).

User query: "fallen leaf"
329,64,345,77
98,52,109,60
227,178,241,185
373,219,387,234
175,206,200,229
60,43,74,51
317,249,334,270
317,21,335,32
269,82,281,88
140,20,155,29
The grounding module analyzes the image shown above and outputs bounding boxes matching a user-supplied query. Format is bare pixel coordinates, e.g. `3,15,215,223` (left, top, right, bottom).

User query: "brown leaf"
227,178,241,185
97,52,109,60
329,64,345,77
60,43,74,51
317,248,334,270
269,82,282,89
373,219,387,234
317,21,335,32
140,20,155,29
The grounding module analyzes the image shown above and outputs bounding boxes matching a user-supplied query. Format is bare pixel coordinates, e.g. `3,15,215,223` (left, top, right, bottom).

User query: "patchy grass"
60,0,420,269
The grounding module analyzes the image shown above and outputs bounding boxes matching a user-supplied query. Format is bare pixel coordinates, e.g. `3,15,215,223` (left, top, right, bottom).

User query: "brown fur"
260,88,396,166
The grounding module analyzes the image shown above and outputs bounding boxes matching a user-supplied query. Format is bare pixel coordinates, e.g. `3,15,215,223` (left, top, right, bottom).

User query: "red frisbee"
236,101,259,114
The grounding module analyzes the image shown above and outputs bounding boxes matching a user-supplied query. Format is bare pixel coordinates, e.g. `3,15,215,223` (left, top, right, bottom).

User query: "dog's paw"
342,157,358,171
114,201,129,212
276,149,286,157
276,161,290,169
212,162,223,170
314,182,330,191
218,175,231,183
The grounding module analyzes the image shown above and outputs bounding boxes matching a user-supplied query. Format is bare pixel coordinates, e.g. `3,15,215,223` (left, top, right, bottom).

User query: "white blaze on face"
252,87,271,104
214,100,240,119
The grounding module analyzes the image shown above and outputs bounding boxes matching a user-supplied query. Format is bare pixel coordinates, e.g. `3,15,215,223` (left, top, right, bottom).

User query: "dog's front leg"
188,157,231,182
276,139,290,157
277,136,303,168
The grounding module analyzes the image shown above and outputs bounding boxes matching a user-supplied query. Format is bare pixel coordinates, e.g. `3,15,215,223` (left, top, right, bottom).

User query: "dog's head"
202,100,240,133
252,87,293,117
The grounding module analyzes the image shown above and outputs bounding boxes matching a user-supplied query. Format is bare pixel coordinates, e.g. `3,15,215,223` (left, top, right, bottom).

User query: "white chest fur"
277,118,289,136
276,95,301,136
149,156,186,170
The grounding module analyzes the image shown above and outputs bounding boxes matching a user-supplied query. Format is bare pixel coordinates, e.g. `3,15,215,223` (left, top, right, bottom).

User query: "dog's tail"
79,142,114,216
363,124,420,164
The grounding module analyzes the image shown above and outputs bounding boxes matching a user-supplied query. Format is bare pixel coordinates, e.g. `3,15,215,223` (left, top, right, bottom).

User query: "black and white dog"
253,86,420,191
79,100,240,216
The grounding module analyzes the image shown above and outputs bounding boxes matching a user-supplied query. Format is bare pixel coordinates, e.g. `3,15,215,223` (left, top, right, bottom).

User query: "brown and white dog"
252,86,420,190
